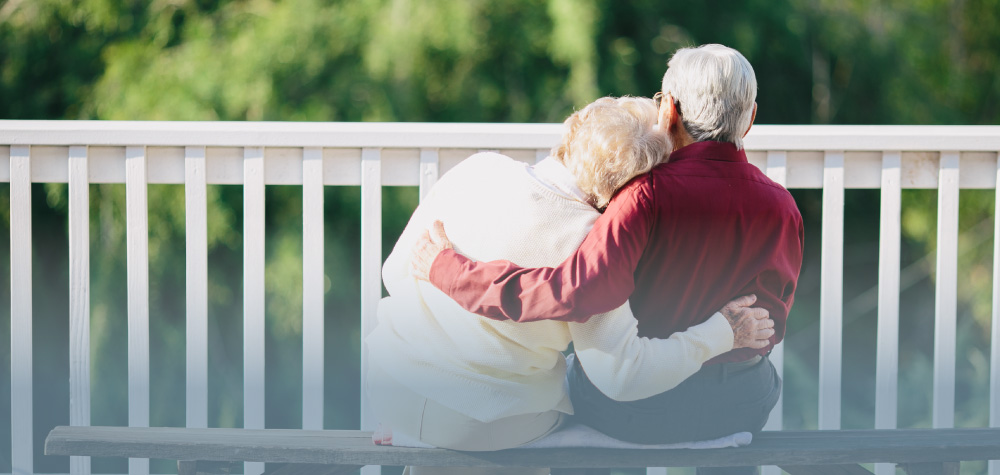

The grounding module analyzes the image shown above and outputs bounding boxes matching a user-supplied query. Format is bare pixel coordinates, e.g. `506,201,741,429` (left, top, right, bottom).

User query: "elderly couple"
366,44,804,475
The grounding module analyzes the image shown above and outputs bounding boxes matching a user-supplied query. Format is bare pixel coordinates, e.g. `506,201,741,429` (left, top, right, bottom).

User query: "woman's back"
368,152,599,423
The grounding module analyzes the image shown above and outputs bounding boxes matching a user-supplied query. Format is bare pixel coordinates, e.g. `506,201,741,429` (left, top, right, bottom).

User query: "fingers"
728,294,757,309
720,295,759,324
731,311,776,350
743,307,770,320
410,229,435,281
430,220,452,249
749,318,775,349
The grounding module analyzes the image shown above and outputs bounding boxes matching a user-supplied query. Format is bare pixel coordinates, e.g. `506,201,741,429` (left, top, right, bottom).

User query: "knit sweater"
366,153,735,423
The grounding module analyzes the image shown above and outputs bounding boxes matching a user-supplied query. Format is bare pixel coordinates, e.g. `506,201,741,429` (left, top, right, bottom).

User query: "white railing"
3,121,1000,475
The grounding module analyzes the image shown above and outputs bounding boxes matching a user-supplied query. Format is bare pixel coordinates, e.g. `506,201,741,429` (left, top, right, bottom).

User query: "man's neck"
670,128,695,153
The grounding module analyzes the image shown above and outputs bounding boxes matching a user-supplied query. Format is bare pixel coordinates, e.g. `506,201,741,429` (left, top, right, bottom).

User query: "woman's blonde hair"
552,96,669,208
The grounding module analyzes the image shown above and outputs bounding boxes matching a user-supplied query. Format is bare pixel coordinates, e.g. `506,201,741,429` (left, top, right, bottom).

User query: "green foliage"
2,1,1000,473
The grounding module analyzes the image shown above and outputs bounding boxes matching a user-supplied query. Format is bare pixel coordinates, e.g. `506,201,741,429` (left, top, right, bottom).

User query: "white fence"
3,121,1000,475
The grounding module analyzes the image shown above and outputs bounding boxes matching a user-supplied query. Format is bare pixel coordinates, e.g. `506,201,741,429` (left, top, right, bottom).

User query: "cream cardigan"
366,153,734,423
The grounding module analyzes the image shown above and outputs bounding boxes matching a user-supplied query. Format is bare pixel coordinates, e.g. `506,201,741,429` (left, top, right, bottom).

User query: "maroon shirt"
429,141,805,364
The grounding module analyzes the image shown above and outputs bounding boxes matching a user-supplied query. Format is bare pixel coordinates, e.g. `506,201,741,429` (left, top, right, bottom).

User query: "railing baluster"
419,148,439,201
185,146,208,429
875,151,901,475
243,146,266,475
761,151,787,475
991,151,1000,475
819,150,844,430
10,145,32,475
125,145,150,475
302,147,324,430
360,148,382,475
68,145,91,475
933,151,959,429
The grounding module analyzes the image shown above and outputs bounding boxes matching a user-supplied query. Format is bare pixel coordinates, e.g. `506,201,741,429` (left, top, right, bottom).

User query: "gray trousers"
565,353,781,475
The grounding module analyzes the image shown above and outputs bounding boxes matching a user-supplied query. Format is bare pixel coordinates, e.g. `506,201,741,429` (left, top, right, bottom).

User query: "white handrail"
2,121,1000,150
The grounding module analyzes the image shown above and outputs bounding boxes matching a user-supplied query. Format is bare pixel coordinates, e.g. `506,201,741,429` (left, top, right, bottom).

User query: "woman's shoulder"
447,152,527,178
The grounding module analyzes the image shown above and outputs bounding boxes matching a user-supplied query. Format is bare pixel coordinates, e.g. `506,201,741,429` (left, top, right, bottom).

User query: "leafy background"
1,0,1000,474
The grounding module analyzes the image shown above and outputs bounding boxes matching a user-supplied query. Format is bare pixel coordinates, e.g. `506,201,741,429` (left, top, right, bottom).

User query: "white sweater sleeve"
568,304,735,402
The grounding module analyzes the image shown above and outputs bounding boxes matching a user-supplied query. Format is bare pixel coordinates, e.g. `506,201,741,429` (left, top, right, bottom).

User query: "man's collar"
668,141,748,163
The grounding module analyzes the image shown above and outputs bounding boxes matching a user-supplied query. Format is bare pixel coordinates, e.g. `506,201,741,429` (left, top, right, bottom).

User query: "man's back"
626,141,803,363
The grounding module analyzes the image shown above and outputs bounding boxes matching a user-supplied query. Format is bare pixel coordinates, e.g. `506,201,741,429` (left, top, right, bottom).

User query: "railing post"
125,145,150,475
68,145,91,475
10,145,33,475
360,148,382,475
419,149,439,202
761,151,788,475
933,151,959,429
875,151,902,475
819,151,844,431
302,147,325,430
243,146,266,475
185,146,208,429
991,151,1000,475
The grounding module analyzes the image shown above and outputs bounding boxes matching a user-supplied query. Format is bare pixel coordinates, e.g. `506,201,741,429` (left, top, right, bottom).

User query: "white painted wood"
761,151,787,475
146,147,185,184
302,147,325,430
990,152,1000,475
6,121,1000,151
360,148,382,475
874,152,901,475
184,146,208,429
68,145,92,475
380,149,419,186
0,120,564,149
819,151,844,431
418,149,439,201
264,147,305,185
1,145,9,181
10,145,33,475
125,146,150,475
933,152,959,429
7,132,1000,190
243,146,266,475
23,146,68,182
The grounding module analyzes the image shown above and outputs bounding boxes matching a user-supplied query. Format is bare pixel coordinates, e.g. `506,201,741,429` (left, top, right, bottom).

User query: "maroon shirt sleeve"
428,180,655,323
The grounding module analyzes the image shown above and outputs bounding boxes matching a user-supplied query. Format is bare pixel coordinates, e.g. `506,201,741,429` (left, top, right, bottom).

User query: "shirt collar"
528,157,591,204
668,141,748,164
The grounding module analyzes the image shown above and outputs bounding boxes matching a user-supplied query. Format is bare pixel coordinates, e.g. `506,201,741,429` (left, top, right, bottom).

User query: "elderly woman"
366,97,773,469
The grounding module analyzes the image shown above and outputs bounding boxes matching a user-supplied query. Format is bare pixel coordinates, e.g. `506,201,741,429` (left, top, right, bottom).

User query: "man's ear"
661,93,681,132
743,103,757,138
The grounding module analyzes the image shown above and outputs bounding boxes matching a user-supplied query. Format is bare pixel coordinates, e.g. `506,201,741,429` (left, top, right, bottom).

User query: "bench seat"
45,426,1000,475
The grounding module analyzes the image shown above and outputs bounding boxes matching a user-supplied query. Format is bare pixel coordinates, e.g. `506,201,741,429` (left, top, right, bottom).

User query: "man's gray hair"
661,44,757,150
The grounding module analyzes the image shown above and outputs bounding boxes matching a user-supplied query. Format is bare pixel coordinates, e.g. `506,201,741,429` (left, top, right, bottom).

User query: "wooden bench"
45,426,1000,475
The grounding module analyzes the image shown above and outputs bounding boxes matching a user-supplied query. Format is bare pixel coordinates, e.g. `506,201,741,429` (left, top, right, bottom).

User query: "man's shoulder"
610,172,656,206
648,159,801,218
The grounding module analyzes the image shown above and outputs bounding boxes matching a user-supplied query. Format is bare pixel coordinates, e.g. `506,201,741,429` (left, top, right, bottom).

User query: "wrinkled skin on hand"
411,220,453,281
720,294,775,350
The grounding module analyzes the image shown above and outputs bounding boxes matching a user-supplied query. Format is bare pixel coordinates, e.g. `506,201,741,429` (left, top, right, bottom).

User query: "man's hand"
411,220,454,281
720,294,775,350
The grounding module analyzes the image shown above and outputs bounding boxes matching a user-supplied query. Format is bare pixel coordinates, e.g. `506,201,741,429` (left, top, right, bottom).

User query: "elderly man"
413,44,804,475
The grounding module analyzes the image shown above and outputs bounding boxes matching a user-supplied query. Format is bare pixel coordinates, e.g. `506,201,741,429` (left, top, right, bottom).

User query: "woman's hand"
411,220,454,281
720,294,775,350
